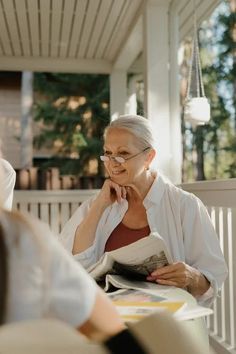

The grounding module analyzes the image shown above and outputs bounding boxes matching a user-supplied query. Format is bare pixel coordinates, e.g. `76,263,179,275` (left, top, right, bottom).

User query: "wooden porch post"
143,0,181,182
20,71,33,168
169,2,182,183
126,75,138,115
110,70,127,120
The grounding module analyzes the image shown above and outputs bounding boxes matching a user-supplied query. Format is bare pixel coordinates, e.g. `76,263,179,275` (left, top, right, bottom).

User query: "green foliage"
182,1,236,180
33,73,110,175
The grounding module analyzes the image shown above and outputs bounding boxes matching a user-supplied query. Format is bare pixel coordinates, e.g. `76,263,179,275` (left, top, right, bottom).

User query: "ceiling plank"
2,0,22,56
179,0,221,41
0,56,112,73
0,1,13,55
105,0,142,62
68,0,88,58
50,0,64,57
14,0,31,56
77,0,100,58
113,16,142,70
59,0,76,58
95,0,126,59
39,0,51,57
27,0,40,56
86,0,113,59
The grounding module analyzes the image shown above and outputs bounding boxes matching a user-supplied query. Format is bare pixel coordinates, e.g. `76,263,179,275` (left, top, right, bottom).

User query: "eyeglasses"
100,147,150,164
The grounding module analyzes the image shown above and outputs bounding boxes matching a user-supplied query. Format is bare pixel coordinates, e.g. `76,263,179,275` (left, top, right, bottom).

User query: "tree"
33,73,110,175
180,1,236,181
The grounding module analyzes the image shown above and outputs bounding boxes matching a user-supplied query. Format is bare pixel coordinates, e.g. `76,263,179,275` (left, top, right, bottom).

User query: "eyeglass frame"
100,147,150,164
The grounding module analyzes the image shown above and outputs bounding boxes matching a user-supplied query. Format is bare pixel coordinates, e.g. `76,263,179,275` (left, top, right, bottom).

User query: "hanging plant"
184,10,211,126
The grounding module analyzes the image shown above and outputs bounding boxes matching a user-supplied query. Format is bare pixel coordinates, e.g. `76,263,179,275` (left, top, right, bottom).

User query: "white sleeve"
181,193,228,306
41,221,98,327
59,196,98,267
0,159,16,210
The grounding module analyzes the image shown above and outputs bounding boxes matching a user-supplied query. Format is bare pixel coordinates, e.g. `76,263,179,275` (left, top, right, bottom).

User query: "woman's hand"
146,262,210,296
96,179,127,208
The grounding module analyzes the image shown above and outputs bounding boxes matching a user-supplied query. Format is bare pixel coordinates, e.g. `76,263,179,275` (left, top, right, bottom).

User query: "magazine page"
89,232,172,281
107,289,186,322
104,274,174,293
107,288,213,322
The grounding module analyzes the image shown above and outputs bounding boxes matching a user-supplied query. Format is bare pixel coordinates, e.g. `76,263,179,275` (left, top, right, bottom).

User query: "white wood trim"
51,0,64,57
39,0,50,57
181,179,236,207
2,0,21,55
86,0,113,59
68,0,87,58
13,190,99,204
95,0,125,59
179,0,221,41
104,0,135,60
169,2,182,184
59,0,76,58
113,16,143,70
0,1,12,56
0,57,112,73
110,69,127,120
14,0,31,56
27,0,40,56
77,0,100,58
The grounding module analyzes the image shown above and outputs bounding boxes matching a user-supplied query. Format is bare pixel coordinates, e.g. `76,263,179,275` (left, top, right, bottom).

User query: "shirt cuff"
73,244,96,270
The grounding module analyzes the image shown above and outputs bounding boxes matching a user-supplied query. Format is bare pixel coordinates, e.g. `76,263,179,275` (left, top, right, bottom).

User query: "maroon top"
104,222,150,252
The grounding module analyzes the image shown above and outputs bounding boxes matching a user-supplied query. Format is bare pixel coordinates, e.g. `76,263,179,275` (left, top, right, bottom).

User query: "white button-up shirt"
1,159,16,210
60,174,228,306
2,212,97,327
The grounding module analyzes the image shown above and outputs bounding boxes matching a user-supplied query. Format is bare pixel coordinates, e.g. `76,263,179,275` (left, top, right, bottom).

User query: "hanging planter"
184,13,210,126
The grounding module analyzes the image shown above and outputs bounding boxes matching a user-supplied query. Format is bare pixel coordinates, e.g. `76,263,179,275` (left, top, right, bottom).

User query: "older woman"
60,114,227,306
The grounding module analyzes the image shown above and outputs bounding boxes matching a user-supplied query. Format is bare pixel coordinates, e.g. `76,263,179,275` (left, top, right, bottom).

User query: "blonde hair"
104,115,156,150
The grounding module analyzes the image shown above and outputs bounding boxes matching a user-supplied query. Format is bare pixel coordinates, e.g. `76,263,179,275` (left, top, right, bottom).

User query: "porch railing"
13,178,236,354
181,179,236,354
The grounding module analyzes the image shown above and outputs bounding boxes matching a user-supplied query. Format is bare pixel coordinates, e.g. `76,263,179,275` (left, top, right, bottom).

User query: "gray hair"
104,115,155,150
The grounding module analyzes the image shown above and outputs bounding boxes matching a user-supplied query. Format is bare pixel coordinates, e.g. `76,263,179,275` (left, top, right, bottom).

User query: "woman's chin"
110,174,127,185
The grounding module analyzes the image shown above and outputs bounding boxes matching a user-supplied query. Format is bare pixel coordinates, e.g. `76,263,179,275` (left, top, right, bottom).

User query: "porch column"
110,70,127,120
143,0,172,179
169,3,182,183
126,75,138,115
20,71,33,168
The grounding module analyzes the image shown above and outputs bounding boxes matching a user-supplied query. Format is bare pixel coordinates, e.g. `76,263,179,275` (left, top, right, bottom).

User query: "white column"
125,75,138,115
21,71,33,168
169,3,182,184
110,70,127,120
143,1,172,179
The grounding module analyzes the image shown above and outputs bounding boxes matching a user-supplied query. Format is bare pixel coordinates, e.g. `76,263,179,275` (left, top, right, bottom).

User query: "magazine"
107,288,213,322
88,232,173,284
107,288,186,322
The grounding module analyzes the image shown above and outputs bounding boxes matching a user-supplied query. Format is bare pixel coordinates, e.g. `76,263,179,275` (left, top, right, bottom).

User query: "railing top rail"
180,178,236,192
13,189,99,204
180,179,236,208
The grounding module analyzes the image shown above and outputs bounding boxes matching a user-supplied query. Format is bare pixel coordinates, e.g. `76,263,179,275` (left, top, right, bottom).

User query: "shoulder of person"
159,174,204,211
0,159,16,179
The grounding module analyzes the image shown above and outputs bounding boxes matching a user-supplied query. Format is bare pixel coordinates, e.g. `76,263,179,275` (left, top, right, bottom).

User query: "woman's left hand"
146,262,197,290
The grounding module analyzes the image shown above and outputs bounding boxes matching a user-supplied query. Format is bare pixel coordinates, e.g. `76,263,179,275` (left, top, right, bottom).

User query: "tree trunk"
195,126,206,181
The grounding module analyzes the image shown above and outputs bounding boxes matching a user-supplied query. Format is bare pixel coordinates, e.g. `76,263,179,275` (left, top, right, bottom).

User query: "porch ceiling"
0,0,220,74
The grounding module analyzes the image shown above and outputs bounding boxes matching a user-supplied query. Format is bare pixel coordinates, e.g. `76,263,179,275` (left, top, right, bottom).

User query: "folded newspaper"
88,232,173,289
107,288,213,322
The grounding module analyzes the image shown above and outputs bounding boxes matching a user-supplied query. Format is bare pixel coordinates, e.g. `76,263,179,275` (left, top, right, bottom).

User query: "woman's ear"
145,149,156,169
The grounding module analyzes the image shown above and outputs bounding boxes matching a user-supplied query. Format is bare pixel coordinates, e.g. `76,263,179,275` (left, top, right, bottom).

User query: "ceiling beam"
112,7,143,71
0,57,112,74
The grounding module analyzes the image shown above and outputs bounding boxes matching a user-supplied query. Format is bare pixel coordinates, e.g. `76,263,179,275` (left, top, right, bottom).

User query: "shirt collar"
143,173,167,209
